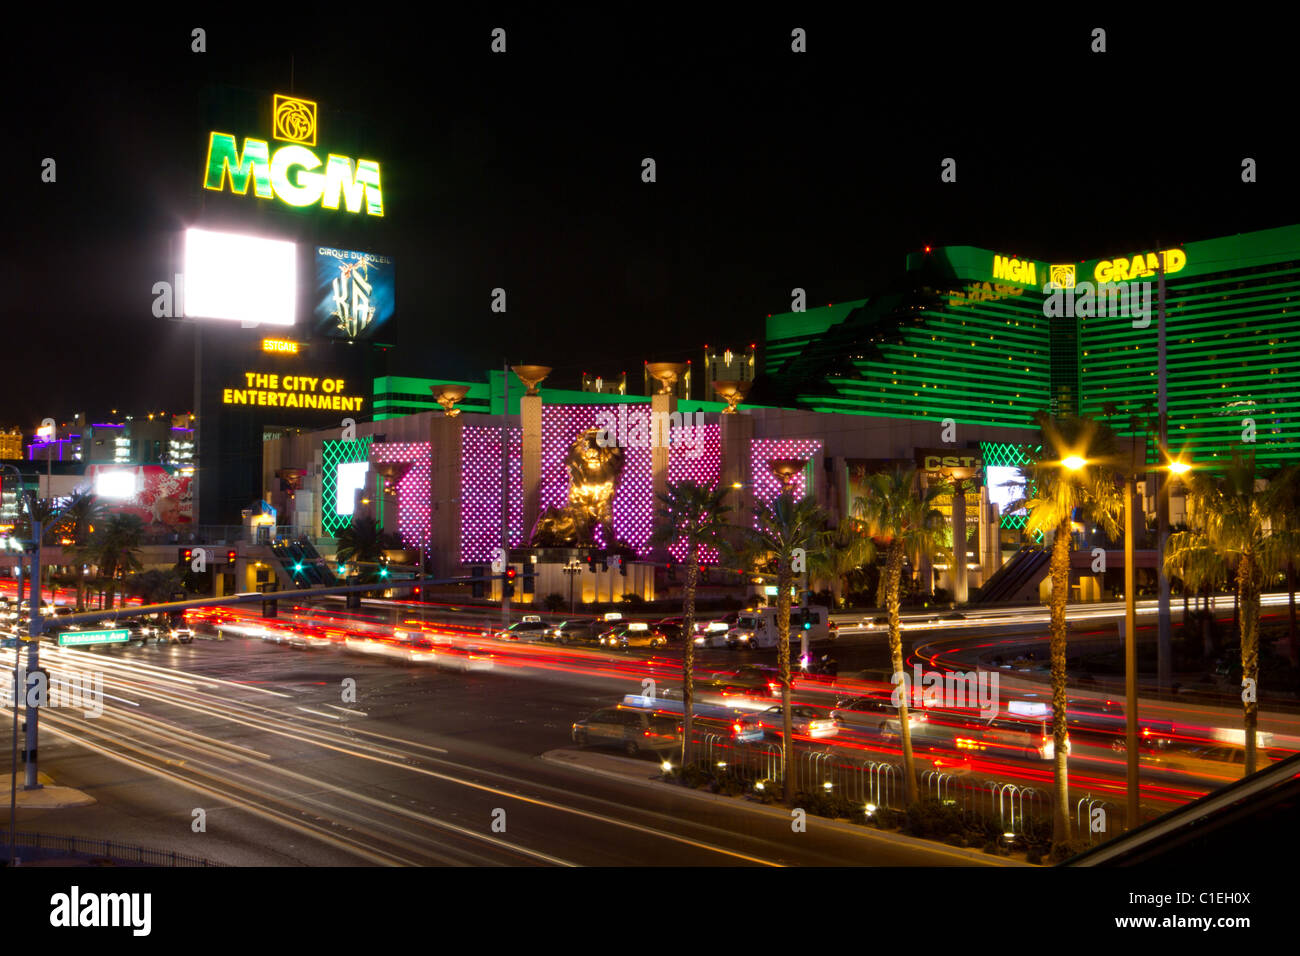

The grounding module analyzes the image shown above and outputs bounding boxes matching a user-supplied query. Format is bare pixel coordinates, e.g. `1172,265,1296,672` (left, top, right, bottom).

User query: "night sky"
9,12,1290,428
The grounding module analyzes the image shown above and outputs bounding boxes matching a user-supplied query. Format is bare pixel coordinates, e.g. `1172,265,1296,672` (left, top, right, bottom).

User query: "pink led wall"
751,438,823,526
540,405,659,555
667,422,722,564
371,442,431,550
460,426,523,562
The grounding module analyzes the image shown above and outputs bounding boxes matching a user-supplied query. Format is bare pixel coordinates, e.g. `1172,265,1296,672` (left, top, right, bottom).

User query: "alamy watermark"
594,406,705,459
1043,280,1154,328
890,665,999,718
3,668,104,718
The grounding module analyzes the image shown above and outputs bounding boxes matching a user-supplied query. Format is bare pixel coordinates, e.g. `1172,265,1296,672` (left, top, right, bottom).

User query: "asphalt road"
2,635,1004,866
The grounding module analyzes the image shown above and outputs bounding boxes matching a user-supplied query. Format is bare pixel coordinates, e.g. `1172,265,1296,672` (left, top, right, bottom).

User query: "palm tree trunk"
886,542,917,805
1240,557,1261,776
1287,559,1298,668
1202,582,1214,659
1049,518,1073,848
777,568,794,804
681,545,698,768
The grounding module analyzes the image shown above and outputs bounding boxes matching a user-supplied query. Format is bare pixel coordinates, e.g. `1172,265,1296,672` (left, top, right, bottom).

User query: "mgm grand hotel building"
260,222,1300,606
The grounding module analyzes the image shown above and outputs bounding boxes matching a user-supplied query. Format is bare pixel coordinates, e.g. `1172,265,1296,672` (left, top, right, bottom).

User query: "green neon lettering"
204,134,273,199
270,145,325,207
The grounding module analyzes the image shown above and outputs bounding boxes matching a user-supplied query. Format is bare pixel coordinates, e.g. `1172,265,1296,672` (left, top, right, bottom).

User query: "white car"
165,626,195,644
693,622,731,649
753,704,839,738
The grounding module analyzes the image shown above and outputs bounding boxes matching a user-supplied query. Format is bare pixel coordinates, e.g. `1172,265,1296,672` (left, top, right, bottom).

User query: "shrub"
542,593,567,612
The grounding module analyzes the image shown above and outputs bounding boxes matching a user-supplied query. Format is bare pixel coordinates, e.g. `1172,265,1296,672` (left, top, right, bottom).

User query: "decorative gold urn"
768,458,807,489
711,379,752,413
511,365,552,396
431,384,471,416
645,362,687,395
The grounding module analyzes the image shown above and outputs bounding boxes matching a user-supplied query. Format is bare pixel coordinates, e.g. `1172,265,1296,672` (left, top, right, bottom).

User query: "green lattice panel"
322,437,374,537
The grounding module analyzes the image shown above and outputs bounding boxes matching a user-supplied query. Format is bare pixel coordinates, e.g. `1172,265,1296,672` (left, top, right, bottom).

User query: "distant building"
0,428,22,459
701,345,756,397
581,372,627,395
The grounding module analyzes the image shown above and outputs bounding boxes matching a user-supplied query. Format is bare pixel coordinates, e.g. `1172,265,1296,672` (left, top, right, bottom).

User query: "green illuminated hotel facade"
765,222,1300,470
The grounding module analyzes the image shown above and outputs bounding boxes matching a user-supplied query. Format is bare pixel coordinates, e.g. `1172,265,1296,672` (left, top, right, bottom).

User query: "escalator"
270,538,339,589
974,546,1049,604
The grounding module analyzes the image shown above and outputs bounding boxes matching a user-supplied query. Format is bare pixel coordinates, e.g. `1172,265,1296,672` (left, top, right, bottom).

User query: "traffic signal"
179,548,192,564
504,566,516,598
585,554,595,572
227,550,237,564
378,565,390,579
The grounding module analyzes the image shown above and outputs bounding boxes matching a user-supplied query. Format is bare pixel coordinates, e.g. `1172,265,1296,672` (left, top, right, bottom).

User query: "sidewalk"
2,772,96,810
539,748,1030,866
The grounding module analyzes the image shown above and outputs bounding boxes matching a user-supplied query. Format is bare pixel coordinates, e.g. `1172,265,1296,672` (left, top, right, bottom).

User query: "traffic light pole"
10,550,24,862
24,522,42,790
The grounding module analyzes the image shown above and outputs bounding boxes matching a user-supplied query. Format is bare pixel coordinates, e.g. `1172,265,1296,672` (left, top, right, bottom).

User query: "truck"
727,606,829,649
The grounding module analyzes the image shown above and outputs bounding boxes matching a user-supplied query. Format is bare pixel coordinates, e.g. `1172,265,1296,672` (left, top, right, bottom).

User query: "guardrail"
682,731,1064,831
2,831,223,866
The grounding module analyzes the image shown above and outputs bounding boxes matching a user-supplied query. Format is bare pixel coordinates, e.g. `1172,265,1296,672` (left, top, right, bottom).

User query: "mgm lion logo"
530,427,625,547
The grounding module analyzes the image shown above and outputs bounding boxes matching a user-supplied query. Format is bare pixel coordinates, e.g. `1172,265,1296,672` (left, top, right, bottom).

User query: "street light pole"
1123,474,1139,829
1156,251,1172,691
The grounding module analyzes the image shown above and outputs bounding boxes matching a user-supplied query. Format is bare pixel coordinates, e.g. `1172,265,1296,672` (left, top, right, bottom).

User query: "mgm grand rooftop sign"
204,94,383,215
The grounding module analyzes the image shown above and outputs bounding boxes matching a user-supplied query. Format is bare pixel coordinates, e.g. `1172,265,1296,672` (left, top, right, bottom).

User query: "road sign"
57,628,130,647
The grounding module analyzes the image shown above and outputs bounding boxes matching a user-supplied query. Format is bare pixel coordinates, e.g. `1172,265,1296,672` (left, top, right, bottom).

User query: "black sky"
8,11,1293,427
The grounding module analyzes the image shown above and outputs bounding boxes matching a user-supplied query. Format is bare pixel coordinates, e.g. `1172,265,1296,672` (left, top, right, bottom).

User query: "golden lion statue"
530,427,624,547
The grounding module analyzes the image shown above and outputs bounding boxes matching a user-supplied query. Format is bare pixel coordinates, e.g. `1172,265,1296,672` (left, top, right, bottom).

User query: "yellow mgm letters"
204,133,384,215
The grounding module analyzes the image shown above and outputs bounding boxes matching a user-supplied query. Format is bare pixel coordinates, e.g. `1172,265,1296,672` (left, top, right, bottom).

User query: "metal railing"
3,831,223,866
1076,794,1122,844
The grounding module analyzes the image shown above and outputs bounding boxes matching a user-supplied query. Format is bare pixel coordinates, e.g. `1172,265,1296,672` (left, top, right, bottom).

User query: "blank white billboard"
184,228,296,326
94,470,137,499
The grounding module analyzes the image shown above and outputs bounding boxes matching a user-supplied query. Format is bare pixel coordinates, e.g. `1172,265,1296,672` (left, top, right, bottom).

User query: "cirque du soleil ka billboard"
314,246,396,339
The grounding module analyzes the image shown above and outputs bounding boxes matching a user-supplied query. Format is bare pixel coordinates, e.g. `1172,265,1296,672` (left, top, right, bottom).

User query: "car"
831,694,929,736
164,626,195,644
693,622,732,649
599,622,668,650
544,620,599,645
752,704,839,738
653,617,686,643
494,619,551,641
571,705,681,757
940,712,1068,761
1151,743,1284,779
125,621,157,644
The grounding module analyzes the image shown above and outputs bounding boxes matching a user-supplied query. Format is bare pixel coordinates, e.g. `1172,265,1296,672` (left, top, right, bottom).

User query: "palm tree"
1163,452,1291,774
1011,413,1124,847
87,514,145,609
16,498,59,602
852,466,951,805
334,516,400,583
650,480,732,767
58,491,108,610
1272,464,1300,667
124,568,185,606
739,491,828,804
1164,530,1228,659
809,517,876,609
